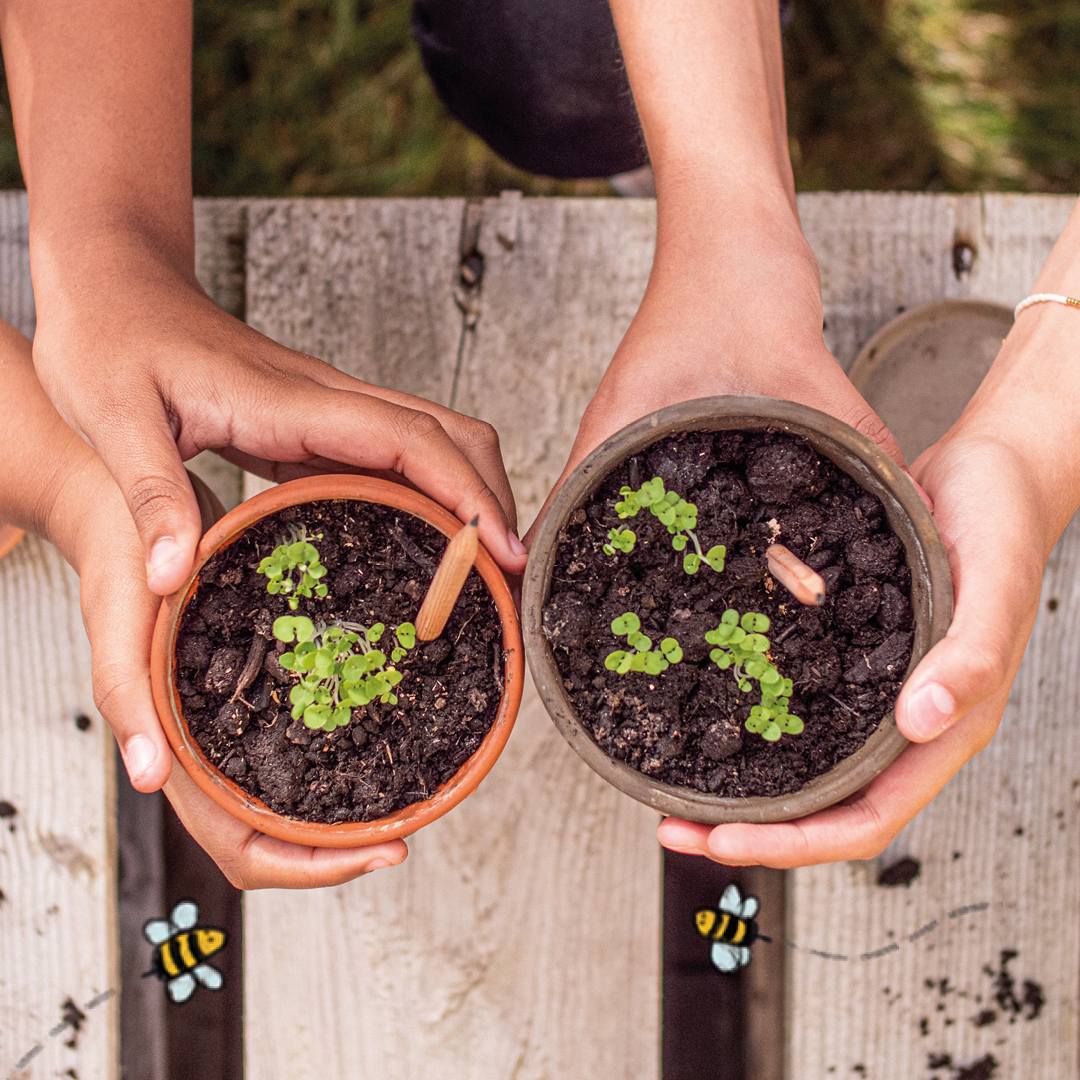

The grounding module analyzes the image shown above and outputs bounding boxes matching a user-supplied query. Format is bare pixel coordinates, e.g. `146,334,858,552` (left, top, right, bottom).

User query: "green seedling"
257,528,329,610
705,609,803,742
604,611,684,675
611,477,726,575
272,615,416,732
603,528,637,555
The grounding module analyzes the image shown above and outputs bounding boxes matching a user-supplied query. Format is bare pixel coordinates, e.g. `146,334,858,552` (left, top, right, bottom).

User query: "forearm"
0,0,196,308
945,199,1080,546
609,0,797,238
0,321,103,564
606,0,823,365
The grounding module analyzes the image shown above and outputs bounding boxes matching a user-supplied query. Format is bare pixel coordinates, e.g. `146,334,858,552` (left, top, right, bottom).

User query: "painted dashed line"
778,901,992,963
7,987,115,1077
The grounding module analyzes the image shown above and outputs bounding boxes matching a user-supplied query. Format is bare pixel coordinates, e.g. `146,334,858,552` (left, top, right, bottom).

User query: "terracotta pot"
0,523,24,561
522,396,953,825
152,474,524,847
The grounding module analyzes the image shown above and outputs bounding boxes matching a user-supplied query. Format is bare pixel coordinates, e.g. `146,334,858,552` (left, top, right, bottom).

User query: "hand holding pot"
528,0,905,542
657,283,1080,867
3,0,526,601
0,321,408,883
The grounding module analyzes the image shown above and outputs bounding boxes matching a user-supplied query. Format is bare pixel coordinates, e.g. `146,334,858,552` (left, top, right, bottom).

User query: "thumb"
81,541,173,793
93,408,204,596
895,523,1041,744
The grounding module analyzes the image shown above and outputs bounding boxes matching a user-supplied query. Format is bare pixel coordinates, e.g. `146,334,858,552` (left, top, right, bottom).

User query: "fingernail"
507,529,527,557
905,682,955,740
124,734,158,783
148,536,183,587
366,858,392,873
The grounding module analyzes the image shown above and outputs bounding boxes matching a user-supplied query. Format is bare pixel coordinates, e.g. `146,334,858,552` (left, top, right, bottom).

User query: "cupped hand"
68,455,409,883
657,410,1049,867
163,763,407,889
526,223,907,543
33,255,527,598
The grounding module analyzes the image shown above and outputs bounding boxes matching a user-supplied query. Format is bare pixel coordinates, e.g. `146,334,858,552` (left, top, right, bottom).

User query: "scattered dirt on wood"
877,856,921,886
543,429,914,798
175,499,503,824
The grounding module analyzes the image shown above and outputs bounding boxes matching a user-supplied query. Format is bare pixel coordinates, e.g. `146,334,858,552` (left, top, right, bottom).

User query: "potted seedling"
523,396,952,824
151,475,523,847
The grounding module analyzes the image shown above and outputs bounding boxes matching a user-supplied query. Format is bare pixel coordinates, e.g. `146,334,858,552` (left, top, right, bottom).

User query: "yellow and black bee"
143,900,227,1004
694,883,770,973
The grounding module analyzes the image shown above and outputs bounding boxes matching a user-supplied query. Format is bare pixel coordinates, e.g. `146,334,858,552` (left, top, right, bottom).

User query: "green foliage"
705,609,804,742
605,612,683,676
611,477,725,575
257,529,329,609
1,0,1078,196
272,616,416,731
603,528,637,555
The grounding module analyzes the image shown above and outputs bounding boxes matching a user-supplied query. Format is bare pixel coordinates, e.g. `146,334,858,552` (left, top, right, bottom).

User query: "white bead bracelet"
1014,293,1080,319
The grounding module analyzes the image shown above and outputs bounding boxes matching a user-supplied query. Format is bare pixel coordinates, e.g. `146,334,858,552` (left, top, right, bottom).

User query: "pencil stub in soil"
542,429,915,799
174,499,504,824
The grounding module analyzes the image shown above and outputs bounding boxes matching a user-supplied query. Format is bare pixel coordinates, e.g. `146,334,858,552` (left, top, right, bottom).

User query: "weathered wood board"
241,197,662,1080
0,193,118,1080
0,537,117,1080
787,192,1080,1079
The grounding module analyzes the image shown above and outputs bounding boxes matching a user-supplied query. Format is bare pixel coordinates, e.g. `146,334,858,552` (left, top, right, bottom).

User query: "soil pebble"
542,429,915,799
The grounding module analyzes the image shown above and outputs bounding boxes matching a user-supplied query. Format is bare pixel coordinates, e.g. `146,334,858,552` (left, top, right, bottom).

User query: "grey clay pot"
522,396,953,824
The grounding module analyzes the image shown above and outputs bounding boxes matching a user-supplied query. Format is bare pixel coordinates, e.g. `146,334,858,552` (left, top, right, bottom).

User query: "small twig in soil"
230,634,268,702
766,543,826,606
393,518,436,570
828,693,858,716
416,516,479,640
773,622,800,644
454,613,476,644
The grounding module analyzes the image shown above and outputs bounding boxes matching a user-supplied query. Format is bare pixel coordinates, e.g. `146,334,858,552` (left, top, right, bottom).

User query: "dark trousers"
412,0,793,180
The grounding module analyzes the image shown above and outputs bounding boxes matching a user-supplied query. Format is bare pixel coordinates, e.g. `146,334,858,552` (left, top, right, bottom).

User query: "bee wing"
740,895,760,920
711,942,742,974
167,973,197,1004
736,947,753,969
142,919,173,945
718,883,743,916
169,901,199,932
193,964,224,991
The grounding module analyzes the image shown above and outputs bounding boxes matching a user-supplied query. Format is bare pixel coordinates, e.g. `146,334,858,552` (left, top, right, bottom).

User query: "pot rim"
522,395,953,824
151,474,524,847
0,523,24,561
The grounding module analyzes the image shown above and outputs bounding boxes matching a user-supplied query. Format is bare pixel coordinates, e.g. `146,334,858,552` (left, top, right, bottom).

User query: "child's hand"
33,265,526,596
66,445,409,883
656,300,1079,868
163,764,407,890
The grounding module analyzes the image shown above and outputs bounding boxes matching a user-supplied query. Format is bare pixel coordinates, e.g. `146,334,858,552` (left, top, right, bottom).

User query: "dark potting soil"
542,429,915,799
175,500,504,824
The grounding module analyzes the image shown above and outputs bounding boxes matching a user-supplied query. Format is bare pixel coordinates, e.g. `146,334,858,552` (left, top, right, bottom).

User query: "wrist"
30,219,198,321
943,303,1080,541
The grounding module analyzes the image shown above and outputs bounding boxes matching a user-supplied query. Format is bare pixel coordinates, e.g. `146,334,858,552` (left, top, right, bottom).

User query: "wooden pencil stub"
415,516,480,640
766,543,826,606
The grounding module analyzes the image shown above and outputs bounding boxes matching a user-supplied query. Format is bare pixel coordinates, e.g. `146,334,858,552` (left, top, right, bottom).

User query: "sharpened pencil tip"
469,515,479,526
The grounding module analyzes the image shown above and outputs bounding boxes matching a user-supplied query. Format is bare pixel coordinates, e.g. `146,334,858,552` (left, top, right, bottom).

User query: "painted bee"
694,883,770,973
143,900,227,1004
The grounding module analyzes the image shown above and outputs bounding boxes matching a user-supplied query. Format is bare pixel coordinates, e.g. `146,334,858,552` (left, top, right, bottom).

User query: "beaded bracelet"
1014,293,1080,319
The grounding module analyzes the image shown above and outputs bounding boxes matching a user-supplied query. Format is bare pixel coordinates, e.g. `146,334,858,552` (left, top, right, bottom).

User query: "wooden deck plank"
0,538,117,1080
786,192,1079,1080
0,193,117,1080
241,197,661,1080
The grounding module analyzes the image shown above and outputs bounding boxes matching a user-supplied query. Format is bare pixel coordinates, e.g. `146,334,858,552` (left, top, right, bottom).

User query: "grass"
0,0,1076,194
